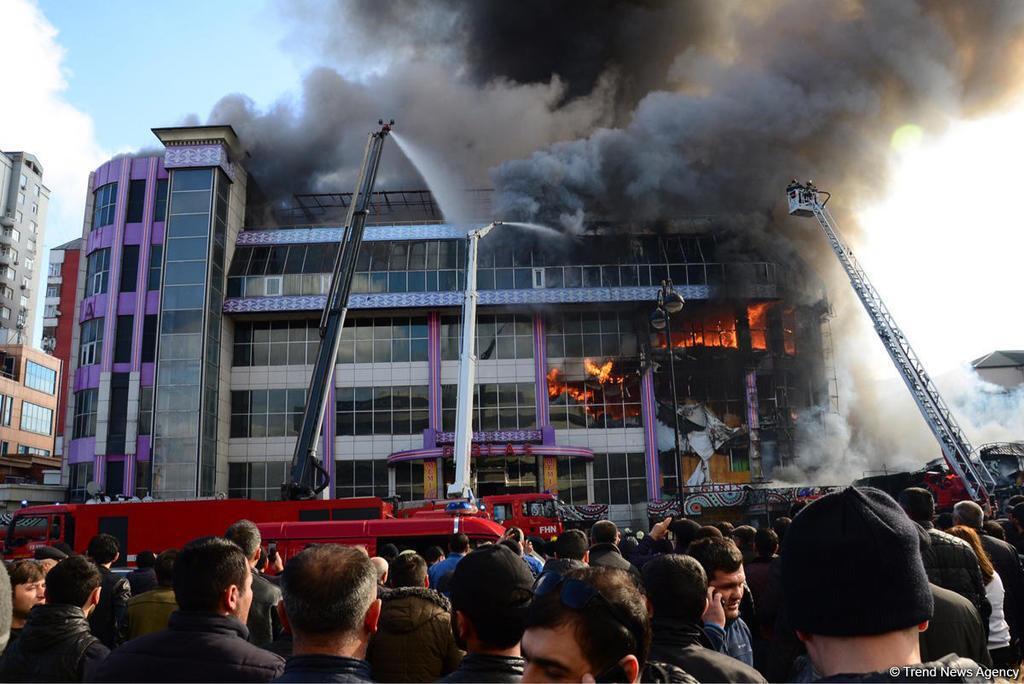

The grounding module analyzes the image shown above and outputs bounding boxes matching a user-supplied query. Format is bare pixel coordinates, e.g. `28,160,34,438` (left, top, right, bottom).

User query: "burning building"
62,125,832,526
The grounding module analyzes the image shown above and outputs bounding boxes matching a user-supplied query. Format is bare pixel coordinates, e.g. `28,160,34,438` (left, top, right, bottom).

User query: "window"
1,307,10,321
85,249,110,296
79,318,103,366
17,445,51,457
45,284,59,298
394,461,424,501
22,258,32,272
0,285,12,300
126,179,146,223
147,244,162,290
19,295,28,309
336,317,429,364
154,179,168,222
138,386,153,436
47,262,59,277
228,461,288,501
13,211,21,224
69,462,94,502
545,311,638,360
28,221,37,236
17,192,25,205
72,389,99,438
556,455,589,504
233,320,319,367
114,315,133,363
547,358,642,430
141,315,157,363
19,173,27,190
119,245,139,292
20,401,53,435
440,314,533,361
592,453,647,505
230,389,307,438
335,385,429,436
335,459,389,498
1,246,19,264
30,203,37,216
33,185,40,198
92,183,117,229
441,382,536,432
24,361,56,394
0,394,12,426
108,373,129,454
3,228,20,242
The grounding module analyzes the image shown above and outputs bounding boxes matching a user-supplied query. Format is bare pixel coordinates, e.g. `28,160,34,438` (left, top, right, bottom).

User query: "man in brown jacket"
126,549,179,640
368,553,463,682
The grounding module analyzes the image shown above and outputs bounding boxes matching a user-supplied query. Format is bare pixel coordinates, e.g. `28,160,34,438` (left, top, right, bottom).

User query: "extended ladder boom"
786,181,996,501
283,121,393,500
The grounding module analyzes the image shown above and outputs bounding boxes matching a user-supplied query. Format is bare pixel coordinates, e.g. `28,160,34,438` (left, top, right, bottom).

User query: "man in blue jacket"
428,533,470,592
689,537,755,667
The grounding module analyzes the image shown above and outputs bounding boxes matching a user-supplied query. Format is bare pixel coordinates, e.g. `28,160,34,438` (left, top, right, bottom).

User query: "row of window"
24,361,56,394
227,459,421,501
440,382,537,432
92,179,169,231
79,315,157,367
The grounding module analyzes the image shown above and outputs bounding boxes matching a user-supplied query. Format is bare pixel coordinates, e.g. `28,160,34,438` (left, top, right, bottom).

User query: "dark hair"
389,553,428,588
136,550,157,569
1008,495,1024,509
500,539,522,556
525,566,650,672
642,554,707,621
754,528,779,559
449,534,470,554
983,520,1007,541
772,517,792,547
1013,503,1024,525
688,537,743,580
713,521,734,537
555,529,588,561
590,520,618,545
669,518,702,552
506,527,525,544
423,546,445,564
173,536,250,612
155,549,178,586
45,555,101,607
225,519,261,558
898,487,935,523
731,525,756,552
9,560,44,588
695,525,723,540
378,543,400,561
935,512,955,531
281,544,377,635
87,533,120,565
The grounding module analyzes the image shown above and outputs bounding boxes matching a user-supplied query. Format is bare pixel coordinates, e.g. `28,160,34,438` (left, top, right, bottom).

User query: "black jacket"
273,655,373,683
917,524,990,631
539,558,586,577
816,654,987,683
0,603,110,683
588,543,642,582
439,653,525,683
249,571,284,648
89,565,130,648
126,568,157,597
648,617,767,683
919,583,992,667
89,611,285,682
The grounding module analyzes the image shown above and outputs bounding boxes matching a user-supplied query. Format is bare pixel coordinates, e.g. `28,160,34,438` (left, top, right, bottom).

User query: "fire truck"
398,493,564,540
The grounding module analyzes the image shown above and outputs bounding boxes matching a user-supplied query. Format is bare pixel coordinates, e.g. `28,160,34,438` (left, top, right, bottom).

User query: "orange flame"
747,301,773,351
782,307,797,355
654,306,738,350
547,360,641,423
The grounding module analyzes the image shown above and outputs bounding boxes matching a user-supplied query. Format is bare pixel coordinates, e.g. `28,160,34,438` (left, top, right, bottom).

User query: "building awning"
388,444,594,465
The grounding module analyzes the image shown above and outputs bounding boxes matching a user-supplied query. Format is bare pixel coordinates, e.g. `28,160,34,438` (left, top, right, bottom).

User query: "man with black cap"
784,486,987,682
441,544,535,682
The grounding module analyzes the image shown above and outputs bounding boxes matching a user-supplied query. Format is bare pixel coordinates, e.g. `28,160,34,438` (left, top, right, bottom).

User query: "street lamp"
650,279,685,503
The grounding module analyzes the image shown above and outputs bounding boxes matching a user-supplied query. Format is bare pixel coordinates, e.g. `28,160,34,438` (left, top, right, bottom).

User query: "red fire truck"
398,493,564,540
1,497,390,563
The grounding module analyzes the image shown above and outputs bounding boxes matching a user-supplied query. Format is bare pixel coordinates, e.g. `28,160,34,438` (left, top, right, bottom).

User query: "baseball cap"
450,543,534,617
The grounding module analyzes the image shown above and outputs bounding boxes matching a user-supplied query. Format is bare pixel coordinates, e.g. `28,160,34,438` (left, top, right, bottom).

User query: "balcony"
0,213,13,228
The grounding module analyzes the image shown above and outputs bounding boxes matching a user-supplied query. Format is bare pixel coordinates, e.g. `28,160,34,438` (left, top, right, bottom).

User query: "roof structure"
972,351,1024,369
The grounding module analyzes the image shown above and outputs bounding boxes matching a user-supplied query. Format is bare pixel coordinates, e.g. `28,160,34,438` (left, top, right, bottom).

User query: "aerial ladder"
786,181,997,501
447,221,499,501
283,121,393,500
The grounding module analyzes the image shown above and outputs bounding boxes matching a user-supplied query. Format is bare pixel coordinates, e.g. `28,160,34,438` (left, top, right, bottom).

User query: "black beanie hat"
782,486,933,636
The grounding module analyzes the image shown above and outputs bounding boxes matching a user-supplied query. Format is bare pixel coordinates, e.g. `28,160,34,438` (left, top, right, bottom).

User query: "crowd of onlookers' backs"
2,486,1024,682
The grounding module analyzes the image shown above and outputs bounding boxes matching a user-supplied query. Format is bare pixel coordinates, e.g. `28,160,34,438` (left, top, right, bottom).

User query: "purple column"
640,367,662,499
99,161,131,371
130,158,159,370
533,314,550,427
427,312,442,432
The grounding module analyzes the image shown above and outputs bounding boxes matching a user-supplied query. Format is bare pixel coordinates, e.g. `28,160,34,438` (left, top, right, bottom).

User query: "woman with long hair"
947,524,1014,666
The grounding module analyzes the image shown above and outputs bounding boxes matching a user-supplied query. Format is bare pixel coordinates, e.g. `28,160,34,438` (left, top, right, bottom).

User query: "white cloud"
0,0,108,250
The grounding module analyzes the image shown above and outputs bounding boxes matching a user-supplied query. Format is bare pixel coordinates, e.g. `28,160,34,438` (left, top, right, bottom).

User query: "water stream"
391,132,472,224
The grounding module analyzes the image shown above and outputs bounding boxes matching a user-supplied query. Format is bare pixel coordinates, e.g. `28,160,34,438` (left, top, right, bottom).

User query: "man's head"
280,544,381,654
897,487,935,524
451,544,534,653
449,533,470,555
389,553,428,588
983,520,1007,541
154,548,178,587
1012,503,1024,531
713,521,734,537
9,560,45,622
669,518,702,552
505,527,525,544
500,539,523,557
687,538,745,621
754,527,779,559
370,557,389,586
782,487,933,677
772,516,792,548
952,500,984,530
642,554,708,623
695,525,724,541
423,546,445,565
87,533,120,567
732,525,756,557
554,530,589,563
589,520,619,546
523,567,650,683
173,536,252,622
45,555,102,614
225,519,262,566
136,550,157,569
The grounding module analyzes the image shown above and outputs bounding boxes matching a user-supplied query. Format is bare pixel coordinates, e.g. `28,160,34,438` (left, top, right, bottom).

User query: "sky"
0,0,1020,383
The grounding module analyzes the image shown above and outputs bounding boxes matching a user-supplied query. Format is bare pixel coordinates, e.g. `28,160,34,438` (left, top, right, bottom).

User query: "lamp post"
650,279,685,504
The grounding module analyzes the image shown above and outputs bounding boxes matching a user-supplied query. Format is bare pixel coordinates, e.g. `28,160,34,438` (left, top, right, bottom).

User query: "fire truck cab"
397,492,564,540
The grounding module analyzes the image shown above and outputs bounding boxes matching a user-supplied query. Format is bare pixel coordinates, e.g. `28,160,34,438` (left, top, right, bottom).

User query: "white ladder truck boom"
447,222,499,500
786,181,996,502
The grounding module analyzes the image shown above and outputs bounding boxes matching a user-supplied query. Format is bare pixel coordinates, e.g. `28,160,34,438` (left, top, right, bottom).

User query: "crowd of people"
1,486,1023,682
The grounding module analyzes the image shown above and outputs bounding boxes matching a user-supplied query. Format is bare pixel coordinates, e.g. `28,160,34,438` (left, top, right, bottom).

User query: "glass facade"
24,361,56,394
72,389,98,439
19,401,52,435
337,317,429,364
335,459,389,498
334,385,429,436
230,389,306,438
592,452,647,505
92,183,117,230
228,461,288,501
85,249,110,297
441,382,536,432
440,314,533,361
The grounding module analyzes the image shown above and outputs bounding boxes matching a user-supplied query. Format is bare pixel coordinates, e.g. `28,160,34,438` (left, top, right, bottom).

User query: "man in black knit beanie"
783,486,988,682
